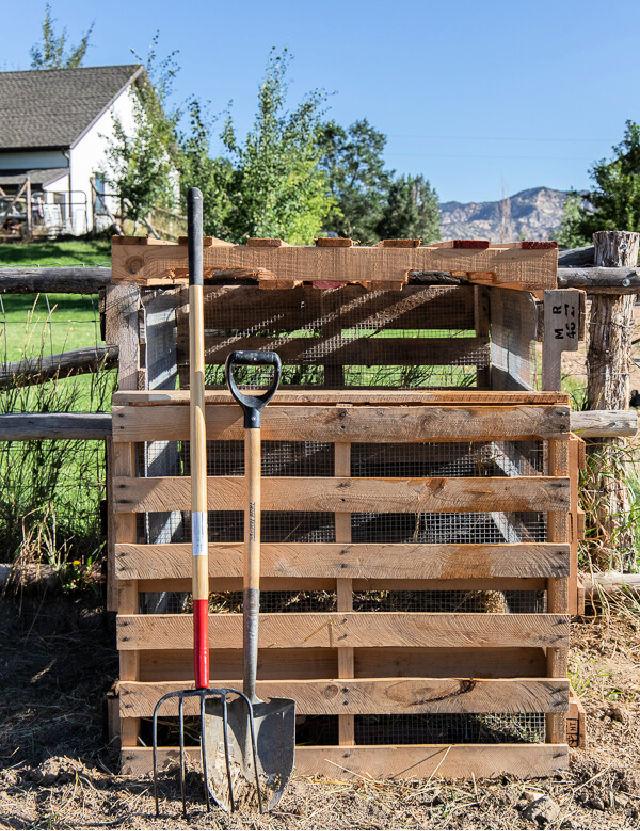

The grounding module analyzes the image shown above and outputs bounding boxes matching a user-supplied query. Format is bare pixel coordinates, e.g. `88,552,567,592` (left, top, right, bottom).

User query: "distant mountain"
439,186,567,241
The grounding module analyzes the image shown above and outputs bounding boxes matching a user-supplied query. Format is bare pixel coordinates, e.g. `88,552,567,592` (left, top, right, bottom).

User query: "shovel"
204,350,295,811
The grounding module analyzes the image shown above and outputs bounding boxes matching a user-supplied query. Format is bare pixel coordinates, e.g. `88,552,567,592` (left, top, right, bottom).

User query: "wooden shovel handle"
188,188,209,690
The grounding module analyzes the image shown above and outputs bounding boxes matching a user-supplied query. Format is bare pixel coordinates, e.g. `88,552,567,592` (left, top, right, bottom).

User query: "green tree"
30,2,93,69
556,192,589,248
576,121,640,237
220,50,334,244
106,35,179,225
318,119,389,243
377,174,440,242
178,98,234,238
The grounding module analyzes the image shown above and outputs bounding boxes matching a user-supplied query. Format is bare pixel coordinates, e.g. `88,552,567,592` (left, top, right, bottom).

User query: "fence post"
586,230,639,570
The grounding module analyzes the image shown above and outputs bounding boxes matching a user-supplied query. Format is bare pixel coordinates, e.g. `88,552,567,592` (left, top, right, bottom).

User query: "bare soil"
0,596,638,830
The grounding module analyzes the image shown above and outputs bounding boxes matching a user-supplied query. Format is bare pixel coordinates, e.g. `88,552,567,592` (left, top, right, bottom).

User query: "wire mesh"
141,712,545,748
352,589,545,613
350,512,547,544
136,440,334,477
176,284,488,390
354,713,546,745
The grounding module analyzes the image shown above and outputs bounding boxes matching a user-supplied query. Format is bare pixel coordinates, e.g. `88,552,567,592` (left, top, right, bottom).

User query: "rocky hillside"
439,186,566,241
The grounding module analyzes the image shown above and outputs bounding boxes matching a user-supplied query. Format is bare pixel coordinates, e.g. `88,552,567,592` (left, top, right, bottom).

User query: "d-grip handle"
225,350,282,427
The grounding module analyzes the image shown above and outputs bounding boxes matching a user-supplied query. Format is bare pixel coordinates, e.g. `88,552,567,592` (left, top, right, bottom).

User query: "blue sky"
7,0,639,202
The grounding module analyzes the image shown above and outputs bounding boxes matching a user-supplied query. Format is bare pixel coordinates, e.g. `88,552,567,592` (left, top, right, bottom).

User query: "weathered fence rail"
1,345,118,390
0,267,111,294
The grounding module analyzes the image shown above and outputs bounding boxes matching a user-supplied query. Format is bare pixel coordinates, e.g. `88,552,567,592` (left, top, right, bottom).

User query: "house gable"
0,64,143,152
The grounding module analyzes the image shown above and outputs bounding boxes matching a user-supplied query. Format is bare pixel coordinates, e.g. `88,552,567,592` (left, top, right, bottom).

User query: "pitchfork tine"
153,698,160,816
221,694,236,812
178,695,186,818
200,694,211,812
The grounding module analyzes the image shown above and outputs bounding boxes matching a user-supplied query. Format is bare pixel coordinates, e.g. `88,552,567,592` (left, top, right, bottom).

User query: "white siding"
68,85,138,233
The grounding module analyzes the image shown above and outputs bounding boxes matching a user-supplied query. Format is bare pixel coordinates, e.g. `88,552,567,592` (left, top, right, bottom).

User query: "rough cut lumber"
570,409,637,438
0,266,111,294
117,612,570,650
122,743,570,779
111,240,558,291
0,412,112,440
115,542,570,581
0,346,117,390
112,403,572,443
114,475,571,514
118,677,570,717
558,267,640,293
112,389,571,406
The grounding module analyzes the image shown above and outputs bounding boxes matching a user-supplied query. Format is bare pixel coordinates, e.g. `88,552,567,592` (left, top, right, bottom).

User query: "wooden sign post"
542,289,586,391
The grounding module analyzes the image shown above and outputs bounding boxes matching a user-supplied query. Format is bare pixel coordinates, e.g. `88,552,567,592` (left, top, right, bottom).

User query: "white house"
0,64,145,237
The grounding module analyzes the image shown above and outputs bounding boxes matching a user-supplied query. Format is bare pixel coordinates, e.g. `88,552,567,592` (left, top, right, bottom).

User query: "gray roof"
0,64,143,151
0,167,68,186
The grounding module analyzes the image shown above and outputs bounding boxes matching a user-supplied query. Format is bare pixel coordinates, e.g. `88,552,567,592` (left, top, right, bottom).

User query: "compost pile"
0,596,638,830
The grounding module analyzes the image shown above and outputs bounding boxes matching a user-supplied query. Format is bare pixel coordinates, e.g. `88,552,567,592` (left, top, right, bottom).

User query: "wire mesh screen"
354,713,546,745
136,440,334,477
142,712,545,747
136,440,543,479
351,441,544,477
175,284,488,390
351,513,546,544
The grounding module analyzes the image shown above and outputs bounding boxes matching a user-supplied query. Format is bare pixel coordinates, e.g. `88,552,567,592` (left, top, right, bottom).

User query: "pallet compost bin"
107,237,585,779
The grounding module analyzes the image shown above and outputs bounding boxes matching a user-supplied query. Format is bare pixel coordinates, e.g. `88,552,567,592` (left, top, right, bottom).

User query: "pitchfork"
151,187,261,816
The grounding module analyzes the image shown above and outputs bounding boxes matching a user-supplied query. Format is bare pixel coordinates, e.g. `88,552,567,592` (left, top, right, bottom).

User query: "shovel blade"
204,696,295,812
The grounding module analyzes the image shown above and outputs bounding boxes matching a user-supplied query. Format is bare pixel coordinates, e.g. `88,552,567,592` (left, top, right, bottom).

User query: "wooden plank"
118,677,570,717
114,475,571,514
546,437,570,744
138,645,546,682
113,389,571,407
137,577,548,594
117,612,569,651
335,442,354,745
111,241,558,291
122,743,570,778
112,403,571,442
115,542,570,581
105,283,141,391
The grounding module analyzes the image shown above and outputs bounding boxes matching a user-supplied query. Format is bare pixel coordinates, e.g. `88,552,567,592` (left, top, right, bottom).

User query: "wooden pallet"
110,236,558,292
111,390,577,779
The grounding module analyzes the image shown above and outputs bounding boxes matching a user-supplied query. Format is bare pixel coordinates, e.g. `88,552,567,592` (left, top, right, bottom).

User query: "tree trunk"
586,231,639,570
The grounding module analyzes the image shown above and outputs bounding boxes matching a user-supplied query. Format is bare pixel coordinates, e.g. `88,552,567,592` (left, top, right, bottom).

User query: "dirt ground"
0,596,638,831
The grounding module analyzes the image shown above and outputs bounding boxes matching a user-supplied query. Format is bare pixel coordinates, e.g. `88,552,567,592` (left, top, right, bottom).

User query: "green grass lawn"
0,240,113,411
0,239,111,267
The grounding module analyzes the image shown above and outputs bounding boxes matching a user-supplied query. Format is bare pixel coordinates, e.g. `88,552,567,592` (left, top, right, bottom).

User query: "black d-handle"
225,350,282,427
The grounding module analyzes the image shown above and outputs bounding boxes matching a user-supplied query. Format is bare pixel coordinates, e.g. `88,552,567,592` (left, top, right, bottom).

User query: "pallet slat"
112,389,571,407
115,542,570,581
114,475,570,514
112,241,558,291
117,612,570,651
112,403,571,442
118,677,570,717
122,743,569,779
